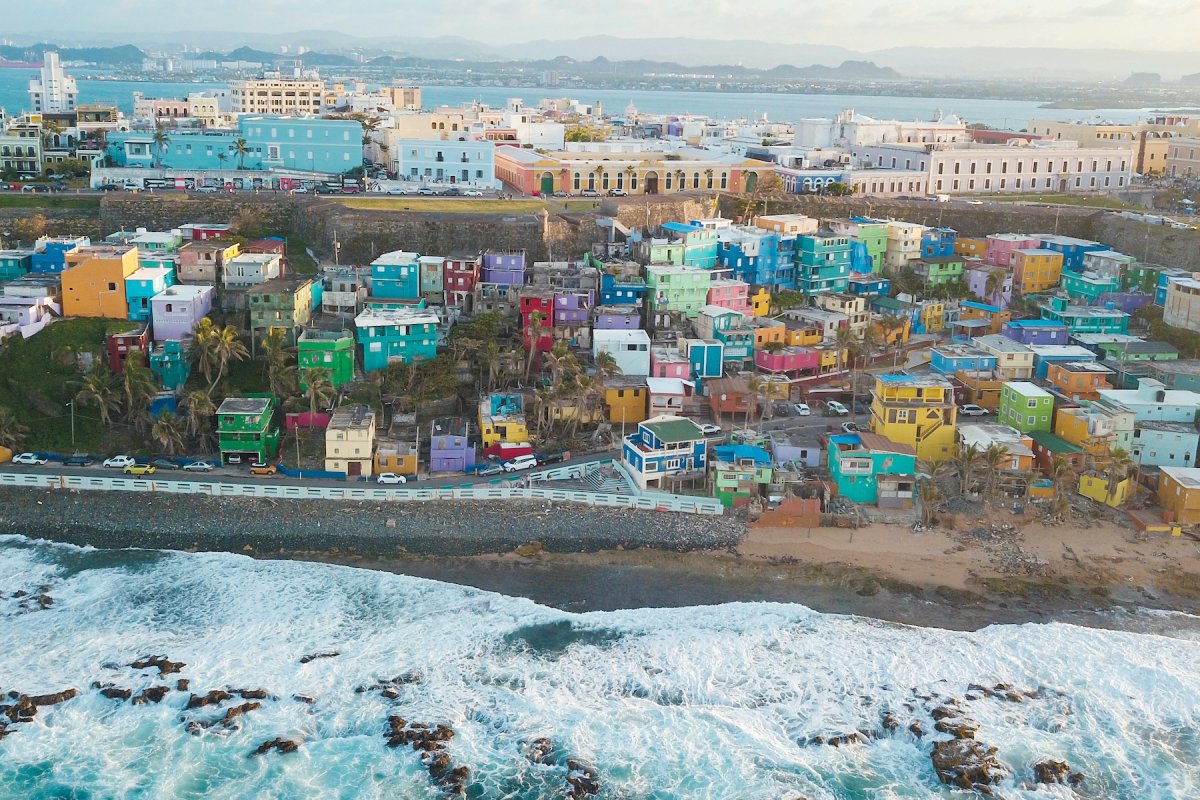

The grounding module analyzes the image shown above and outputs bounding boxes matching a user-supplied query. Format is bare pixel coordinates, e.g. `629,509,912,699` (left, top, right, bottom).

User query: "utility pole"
66,401,75,448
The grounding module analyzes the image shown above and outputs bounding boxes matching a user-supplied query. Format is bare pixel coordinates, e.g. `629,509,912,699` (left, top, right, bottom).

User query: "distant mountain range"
6,33,1200,82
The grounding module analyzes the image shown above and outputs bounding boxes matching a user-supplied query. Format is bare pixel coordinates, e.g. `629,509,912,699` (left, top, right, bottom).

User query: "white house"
593,328,651,376
391,138,499,189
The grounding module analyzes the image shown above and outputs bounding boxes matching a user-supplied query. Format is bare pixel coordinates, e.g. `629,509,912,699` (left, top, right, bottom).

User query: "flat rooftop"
217,396,272,415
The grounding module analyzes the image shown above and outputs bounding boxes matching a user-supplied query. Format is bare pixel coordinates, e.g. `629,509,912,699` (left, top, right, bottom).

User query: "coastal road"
0,451,617,490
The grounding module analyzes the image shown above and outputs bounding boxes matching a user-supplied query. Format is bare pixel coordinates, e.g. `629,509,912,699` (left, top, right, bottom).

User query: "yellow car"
123,463,156,475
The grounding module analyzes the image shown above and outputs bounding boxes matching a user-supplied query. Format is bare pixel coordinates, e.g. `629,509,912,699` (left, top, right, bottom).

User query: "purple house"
481,250,526,286
1095,292,1153,315
429,417,476,473
593,304,642,330
553,289,593,326
964,264,1013,308
1001,319,1069,345
150,284,214,342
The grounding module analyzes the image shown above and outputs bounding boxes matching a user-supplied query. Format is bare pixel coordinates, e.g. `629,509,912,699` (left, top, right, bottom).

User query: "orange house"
954,237,988,259
1010,248,1064,294
751,318,787,350
62,245,141,319
1045,361,1114,402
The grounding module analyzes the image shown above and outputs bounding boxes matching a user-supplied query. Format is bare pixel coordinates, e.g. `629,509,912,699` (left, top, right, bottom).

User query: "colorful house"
418,256,445,304
1098,340,1179,363
911,256,964,287
707,279,752,315
957,423,1035,473
1041,294,1130,334
1010,249,1064,294
650,346,692,380
519,290,555,352
749,317,787,351
680,337,724,381
593,329,651,376
178,240,240,284
921,227,957,259
324,404,376,478
706,376,756,425
621,415,708,490
711,444,773,508
298,328,355,390
217,395,280,464
749,287,771,316
1131,421,1200,468
664,221,719,269
223,253,282,289
248,277,315,345
105,323,150,374
695,305,753,365
0,250,32,281
593,305,642,330
603,377,649,425
870,374,958,462
150,284,214,342
972,334,1035,379
645,264,712,319
355,307,439,372
1029,429,1086,477
1096,378,1200,424
828,217,888,275
827,431,917,507
124,266,175,322
1054,405,1133,459
984,234,1041,268
444,250,483,310
955,237,989,260
998,381,1055,434
796,231,851,296
1061,269,1121,303
430,417,475,473
1045,361,1114,401
1158,466,1200,524
1001,319,1069,345
956,301,1010,336
31,236,89,274
1038,235,1109,273
479,392,528,447
647,377,687,417
930,343,997,376
481,250,526,286
954,369,1006,410
148,339,190,392
964,265,1013,308
370,251,421,301
61,245,141,319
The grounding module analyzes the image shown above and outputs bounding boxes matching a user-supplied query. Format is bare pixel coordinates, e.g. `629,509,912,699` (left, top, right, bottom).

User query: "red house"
755,346,819,376
444,249,483,310
519,290,554,352
244,237,286,256
105,323,150,374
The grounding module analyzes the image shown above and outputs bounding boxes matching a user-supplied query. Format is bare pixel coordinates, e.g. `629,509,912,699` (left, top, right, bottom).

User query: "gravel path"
0,486,746,557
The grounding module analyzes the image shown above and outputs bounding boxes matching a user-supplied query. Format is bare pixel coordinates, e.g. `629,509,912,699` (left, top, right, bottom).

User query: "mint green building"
298,328,356,390
1061,270,1120,303
827,432,917,506
998,381,1054,434
913,256,965,287
148,340,191,392
645,264,712,318
0,250,32,281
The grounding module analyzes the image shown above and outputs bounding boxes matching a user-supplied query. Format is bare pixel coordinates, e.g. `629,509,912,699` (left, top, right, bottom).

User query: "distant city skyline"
6,0,1200,52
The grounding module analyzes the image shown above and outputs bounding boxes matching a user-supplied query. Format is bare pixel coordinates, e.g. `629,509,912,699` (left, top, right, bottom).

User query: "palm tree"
260,329,297,399
954,443,983,496
121,357,158,431
833,326,855,381
704,168,714,190
592,164,604,190
180,390,216,448
151,412,187,455
595,350,621,381
1106,446,1135,507
304,369,335,422
524,311,547,381
193,320,249,395
917,477,942,527
216,151,228,171
232,138,250,170
984,269,1006,306
0,406,29,450
980,443,1009,502
1049,454,1076,519
74,364,121,427
151,124,170,168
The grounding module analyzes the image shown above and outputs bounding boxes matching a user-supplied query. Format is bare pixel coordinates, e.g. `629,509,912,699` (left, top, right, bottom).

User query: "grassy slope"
0,194,101,210
333,197,548,213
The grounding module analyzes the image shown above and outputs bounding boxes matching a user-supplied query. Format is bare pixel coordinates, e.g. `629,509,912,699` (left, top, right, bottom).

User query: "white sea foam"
0,534,1198,799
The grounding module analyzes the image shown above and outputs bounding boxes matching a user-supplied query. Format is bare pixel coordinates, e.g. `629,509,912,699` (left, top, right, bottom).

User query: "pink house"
755,346,820,375
650,345,691,379
707,279,752,315
985,234,1042,268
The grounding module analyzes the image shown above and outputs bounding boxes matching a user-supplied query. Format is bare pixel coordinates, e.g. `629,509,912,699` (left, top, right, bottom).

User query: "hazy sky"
6,0,1200,51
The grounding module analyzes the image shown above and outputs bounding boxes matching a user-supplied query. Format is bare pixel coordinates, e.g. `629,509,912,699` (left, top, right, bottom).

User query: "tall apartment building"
230,77,325,115
28,52,77,113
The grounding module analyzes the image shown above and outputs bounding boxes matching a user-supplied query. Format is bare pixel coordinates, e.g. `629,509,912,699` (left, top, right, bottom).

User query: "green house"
0,250,32,281
1060,270,1120,303
913,256,965,287
298,328,355,390
711,444,773,508
827,431,917,506
148,340,191,392
998,381,1054,434
645,264,712,319
217,394,280,464
1097,340,1179,363
248,277,315,345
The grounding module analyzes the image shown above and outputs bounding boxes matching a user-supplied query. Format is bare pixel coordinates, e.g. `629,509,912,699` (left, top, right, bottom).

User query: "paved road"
2,451,615,490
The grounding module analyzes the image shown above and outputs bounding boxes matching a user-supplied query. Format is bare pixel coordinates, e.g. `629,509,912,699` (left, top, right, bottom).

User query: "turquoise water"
0,68,1158,127
1,534,1198,798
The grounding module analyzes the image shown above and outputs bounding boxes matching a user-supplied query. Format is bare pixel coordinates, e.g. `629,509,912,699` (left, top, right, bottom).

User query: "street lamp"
66,401,75,448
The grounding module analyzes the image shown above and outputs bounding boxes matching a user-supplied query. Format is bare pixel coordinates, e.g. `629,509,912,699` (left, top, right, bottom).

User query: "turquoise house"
663,222,719,269
370,250,421,301
828,431,917,506
0,250,32,281
1040,295,1129,334
354,306,440,371
148,340,191,392
1061,270,1120,303
998,381,1055,433
125,266,176,322
796,231,851,296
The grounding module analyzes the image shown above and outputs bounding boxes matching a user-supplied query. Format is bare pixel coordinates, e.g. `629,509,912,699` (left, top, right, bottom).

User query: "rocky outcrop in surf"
385,716,469,796
251,737,300,757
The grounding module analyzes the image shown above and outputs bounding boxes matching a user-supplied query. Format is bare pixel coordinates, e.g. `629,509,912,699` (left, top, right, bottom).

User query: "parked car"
416,187,436,196
474,463,504,477
502,454,539,472
340,185,362,194
292,186,310,194
699,423,723,436
103,455,136,469
12,452,48,465
123,464,156,475
226,454,243,464
959,404,989,416
579,188,600,198
377,472,407,485
249,462,277,476
442,187,460,196
195,186,219,194
792,403,811,416
151,458,182,471
98,183,121,192
182,460,214,472
607,188,628,197
534,451,566,466
826,400,850,416
462,189,484,197
551,190,569,198
840,422,860,434
62,454,94,467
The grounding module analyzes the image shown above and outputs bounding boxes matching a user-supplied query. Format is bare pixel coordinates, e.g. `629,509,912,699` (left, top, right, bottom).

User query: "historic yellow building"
870,374,957,462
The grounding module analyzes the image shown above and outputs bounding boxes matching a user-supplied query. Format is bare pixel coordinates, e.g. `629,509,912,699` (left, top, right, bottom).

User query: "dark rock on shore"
357,673,422,697
931,738,1007,791
186,690,231,709
251,737,299,756
130,655,186,675
28,688,78,706
231,688,269,700
100,687,133,701
566,759,601,799
219,701,261,727
385,716,468,796
1034,759,1085,785
299,652,340,664
176,679,190,692
132,686,170,705
292,694,316,704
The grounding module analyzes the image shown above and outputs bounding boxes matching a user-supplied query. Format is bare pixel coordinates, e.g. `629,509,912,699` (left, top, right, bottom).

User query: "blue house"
370,251,421,300
681,338,724,382
31,236,89,274
1039,235,1109,273
621,414,708,490
848,273,890,297
716,227,798,289
1028,345,1098,379
930,343,997,375
921,227,957,259
125,266,176,322
598,271,647,306
1157,268,1191,306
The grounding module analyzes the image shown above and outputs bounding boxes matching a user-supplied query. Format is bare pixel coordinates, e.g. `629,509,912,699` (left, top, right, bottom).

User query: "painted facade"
870,374,958,462
998,382,1055,434
150,284,214,342
62,245,140,319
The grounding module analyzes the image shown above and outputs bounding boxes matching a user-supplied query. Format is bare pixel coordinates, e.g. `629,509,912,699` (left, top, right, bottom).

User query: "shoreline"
3,485,1199,632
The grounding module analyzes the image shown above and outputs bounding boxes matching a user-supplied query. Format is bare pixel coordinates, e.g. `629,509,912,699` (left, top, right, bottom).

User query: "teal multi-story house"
827,431,917,507
370,251,421,301
663,222,719,269
0,250,32,281
1040,294,1129,334
355,307,440,371
796,231,851,296
1061,269,1120,303
125,266,176,322
148,340,191,392
695,305,753,365
103,116,363,175
998,381,1055,434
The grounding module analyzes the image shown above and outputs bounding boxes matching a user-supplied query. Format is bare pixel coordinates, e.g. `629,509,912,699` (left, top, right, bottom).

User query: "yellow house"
919,301,945,333
750,318,787,351
1078,472,1130,508
1011,249,1064,294
324,404,376,478
875,315,911,347
749,288,771,317
374,444,417,477
1053,405,1132,459
1159,466,1200,525
604,379,649,424
479,393,529,447
870,374,958,462
812,342,846,374
955,237,988,259
62,245,140,318
783,320,822,347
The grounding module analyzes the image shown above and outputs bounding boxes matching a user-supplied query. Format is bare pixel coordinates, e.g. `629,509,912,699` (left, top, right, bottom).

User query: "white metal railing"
0,470,723,515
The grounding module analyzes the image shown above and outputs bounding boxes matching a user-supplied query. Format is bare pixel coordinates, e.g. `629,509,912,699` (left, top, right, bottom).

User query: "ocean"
0,68,1163,127
1,533,1198,798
